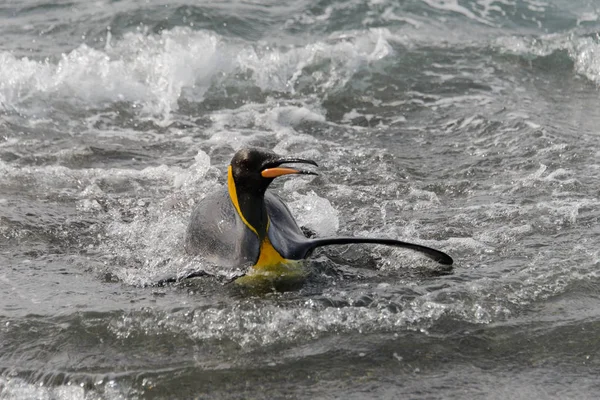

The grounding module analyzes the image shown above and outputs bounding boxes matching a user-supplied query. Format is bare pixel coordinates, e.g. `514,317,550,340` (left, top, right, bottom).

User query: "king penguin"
184,147,453,279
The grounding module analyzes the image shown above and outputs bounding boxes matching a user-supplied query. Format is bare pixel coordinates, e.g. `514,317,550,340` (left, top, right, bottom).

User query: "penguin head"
230,147,318,194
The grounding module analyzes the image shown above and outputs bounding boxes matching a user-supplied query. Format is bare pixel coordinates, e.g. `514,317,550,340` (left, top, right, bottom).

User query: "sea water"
1,0,600,398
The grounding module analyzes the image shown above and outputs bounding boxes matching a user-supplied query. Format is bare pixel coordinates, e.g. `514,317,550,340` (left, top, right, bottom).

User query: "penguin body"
185,189,260,267
184,147,453,278
185,190,309,267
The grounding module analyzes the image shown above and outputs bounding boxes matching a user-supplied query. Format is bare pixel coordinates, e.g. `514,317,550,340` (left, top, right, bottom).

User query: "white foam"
432,94,494,109
0,377,83,399
272,134,322,155
419,0,494,26
204,99,334,152
0,28,227,118
535,199,593,225
404,187,441,210
85,152,227,286
0,376,126,400
110,296,444,347
101,204,190,285
496,32,600,88
577,11,599,25
239,28,393,94
0,147,217,200
495,34,567,58
108,270,523,348
0,25,398,122
477,224,533,245
173,150,212,191
571,37,600,86
287,190,340,236
445,236,492,251
267,105,326,127
507,164,583,196
0,150,222,286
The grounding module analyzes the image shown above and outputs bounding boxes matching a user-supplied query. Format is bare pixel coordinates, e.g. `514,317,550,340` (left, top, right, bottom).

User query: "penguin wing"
185,189,260,267
264,192,453,266
265,192,313,260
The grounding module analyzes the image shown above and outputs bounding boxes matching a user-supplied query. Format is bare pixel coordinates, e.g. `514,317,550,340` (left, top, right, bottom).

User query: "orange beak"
261,167,315,178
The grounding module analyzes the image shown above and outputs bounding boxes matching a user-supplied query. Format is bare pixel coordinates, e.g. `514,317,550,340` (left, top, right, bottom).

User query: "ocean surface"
1,0,600,398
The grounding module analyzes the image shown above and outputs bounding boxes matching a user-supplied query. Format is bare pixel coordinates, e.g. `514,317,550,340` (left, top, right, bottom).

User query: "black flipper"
302,237,453,265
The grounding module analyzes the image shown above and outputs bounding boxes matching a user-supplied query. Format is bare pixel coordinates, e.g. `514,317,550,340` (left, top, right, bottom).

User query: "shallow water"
1,0,600,398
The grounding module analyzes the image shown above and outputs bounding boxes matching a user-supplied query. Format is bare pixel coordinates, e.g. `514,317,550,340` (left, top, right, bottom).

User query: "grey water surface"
1,0,600,398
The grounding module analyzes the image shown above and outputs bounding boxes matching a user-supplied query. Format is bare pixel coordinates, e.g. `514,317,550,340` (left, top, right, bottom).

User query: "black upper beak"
262,157,318,169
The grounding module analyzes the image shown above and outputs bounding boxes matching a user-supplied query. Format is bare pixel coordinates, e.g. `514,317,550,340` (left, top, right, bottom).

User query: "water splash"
286,190,340,236
0,28,226,118
0,27,394,120
495,32,600,87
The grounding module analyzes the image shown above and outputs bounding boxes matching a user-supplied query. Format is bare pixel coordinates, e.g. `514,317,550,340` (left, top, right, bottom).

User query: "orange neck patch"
227,165,258,236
